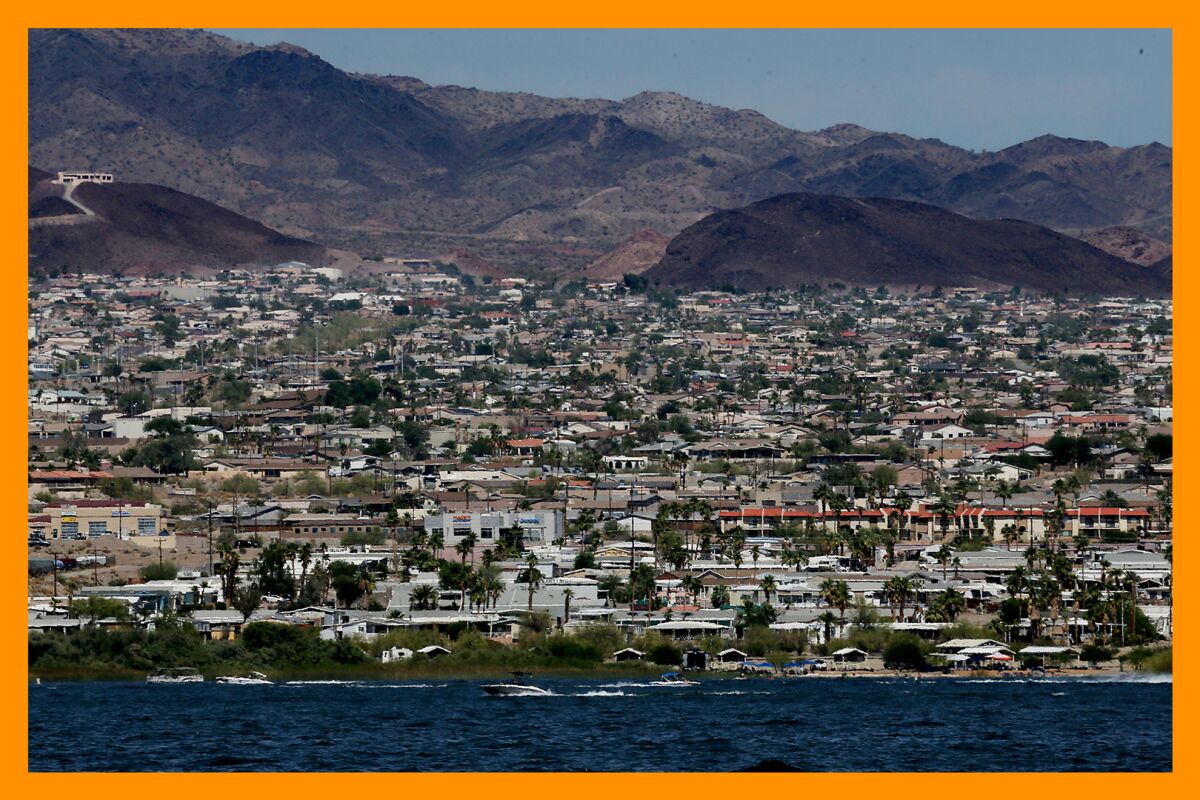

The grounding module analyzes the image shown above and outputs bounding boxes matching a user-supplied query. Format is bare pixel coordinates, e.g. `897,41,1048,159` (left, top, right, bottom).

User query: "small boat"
650,672,700,686
216,671,272,685
147,667,204,684
482,672,552,696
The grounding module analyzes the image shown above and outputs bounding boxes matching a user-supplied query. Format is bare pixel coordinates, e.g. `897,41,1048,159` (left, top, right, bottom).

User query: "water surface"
28,675,1171,771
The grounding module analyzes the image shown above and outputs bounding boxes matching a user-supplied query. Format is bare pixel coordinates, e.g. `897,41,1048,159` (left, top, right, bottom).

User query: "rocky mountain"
1150,254,1172,283
1079,226,1172,267
583,229,671,280
643,193,1170,296
29,28,1173,274
28,166,337,275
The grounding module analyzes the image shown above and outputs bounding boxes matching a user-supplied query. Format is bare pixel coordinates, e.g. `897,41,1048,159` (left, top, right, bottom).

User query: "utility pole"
207,498,214,577
50,550,59,612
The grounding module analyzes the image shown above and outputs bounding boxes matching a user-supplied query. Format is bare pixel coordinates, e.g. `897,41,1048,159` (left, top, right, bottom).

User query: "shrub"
139,562,179,581
1079,643,1116,665
882,633,927,670
647,641,682,666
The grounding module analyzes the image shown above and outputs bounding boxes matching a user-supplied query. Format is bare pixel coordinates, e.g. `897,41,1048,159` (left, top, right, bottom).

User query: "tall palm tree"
298,542,313,594
994,480,1015,508
524,554,543,612
817,610,838,644
356,568,376,610
883,575,918,622
760,574,778,604
819,578,852,637
931,494,958,542
428,531,445,561
561,588,575,625
893,490,913,541
934,543,954,581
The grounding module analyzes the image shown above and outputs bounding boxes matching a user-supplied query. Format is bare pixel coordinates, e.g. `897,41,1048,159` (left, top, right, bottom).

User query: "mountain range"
29,28,1172,275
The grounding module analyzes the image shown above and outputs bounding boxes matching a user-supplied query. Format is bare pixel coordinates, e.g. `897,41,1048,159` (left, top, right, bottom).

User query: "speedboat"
216,671,272,685
482,672,552,696
147,667,204,684
650,672,700,686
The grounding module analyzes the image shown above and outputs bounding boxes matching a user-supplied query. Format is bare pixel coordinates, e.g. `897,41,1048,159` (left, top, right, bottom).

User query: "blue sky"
212,29,1171,151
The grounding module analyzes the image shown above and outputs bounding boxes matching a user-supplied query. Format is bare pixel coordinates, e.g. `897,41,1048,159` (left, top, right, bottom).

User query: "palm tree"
994,480,1015,508
893,490,913,541
597,573,625,608
760,574,778,604
454,537,473,564
298,537,314,594
356,568,376,610
934,543,954,581
523,554,543,612
819,578,852,637
1001,523,1018,552
816,610,839,644
629,563,658,612
428,531,445,560
931,493,957,542
728,526,747,569
736,598,777,630
410,583,439,611
929,588,966,622
561,588,575,625
883,575,918,622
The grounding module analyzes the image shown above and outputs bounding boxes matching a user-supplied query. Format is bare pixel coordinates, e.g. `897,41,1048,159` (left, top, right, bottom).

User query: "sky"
211,29,1171,151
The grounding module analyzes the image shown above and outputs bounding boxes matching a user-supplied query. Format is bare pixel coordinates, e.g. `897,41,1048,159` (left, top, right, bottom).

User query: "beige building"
37,501,167,540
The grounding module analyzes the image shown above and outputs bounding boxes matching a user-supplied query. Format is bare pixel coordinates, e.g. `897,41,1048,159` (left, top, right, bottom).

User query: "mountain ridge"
29,28,1173,274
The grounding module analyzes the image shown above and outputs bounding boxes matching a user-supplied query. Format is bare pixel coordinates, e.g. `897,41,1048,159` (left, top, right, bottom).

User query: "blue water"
28,676,1171,771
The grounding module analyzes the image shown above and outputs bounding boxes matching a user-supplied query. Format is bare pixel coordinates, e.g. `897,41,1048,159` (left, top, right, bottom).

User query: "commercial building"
423,509,564,546
37,501,166,540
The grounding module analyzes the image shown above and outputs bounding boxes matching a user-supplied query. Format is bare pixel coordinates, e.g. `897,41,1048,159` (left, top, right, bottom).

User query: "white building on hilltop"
53,172,114,186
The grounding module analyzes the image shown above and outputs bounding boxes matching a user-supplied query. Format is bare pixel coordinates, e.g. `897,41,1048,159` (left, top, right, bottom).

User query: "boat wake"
574,690,633,697
283,680,360,686
595,682,658,688
353,683,448,689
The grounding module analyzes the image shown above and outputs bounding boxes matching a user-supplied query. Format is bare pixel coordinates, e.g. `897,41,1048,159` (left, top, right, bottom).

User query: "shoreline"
29,664,1170,683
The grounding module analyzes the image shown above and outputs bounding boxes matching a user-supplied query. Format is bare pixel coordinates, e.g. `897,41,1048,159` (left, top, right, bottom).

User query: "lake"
28,674,1171,771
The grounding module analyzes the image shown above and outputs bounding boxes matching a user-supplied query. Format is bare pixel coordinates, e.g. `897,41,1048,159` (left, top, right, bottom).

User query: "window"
480,528,494,539
88,521,108,537
61,522,78,537
137,517,156,535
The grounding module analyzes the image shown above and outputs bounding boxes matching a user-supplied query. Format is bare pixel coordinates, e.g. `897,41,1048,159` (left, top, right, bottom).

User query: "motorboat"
146,667,204,684
216,671,272,685
650,672,700,686
482,672,552,696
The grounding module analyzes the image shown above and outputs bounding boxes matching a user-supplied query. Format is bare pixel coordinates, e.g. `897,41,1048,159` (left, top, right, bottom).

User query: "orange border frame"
3,8,1185,791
